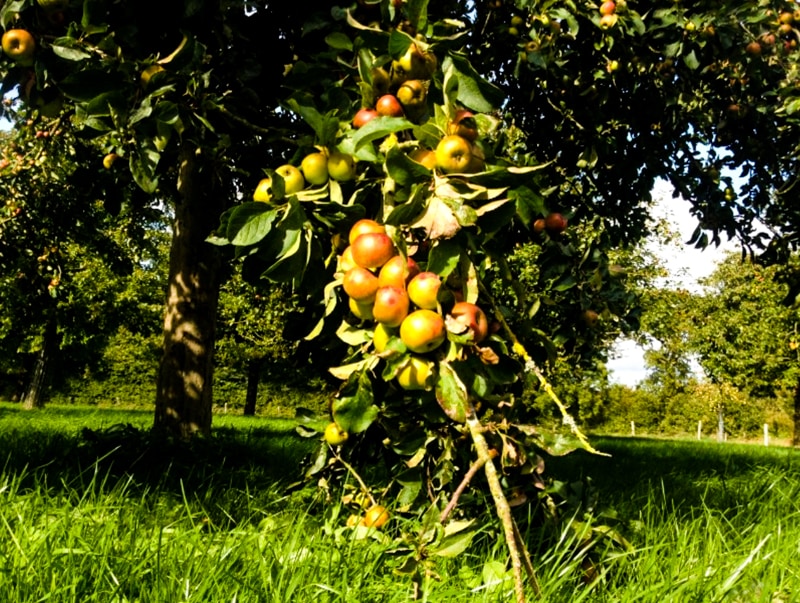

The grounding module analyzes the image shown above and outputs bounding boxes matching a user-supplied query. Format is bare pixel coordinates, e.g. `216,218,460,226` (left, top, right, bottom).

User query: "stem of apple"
466,409,528,603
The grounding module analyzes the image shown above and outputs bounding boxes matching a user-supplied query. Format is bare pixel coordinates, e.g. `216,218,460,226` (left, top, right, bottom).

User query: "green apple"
301,152,329,186
327,152,356,181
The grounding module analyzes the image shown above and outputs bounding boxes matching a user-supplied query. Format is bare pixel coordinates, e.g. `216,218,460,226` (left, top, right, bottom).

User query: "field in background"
1,402,799,601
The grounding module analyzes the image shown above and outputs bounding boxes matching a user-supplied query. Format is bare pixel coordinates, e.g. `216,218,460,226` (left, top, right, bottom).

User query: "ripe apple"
532,218,546,236
102,153,119,169
599,1,616,16
396,80,427,112
582,309,600,328
409,148,437,170
396,355,437,390
301,152,329,185
435,135,473,174
324,422,348,445
343,267,380,302
545,212,568,234
353,107,378,129
2,30,36,66
327,152,356,181
276,164,305,193
447,109,479,142
351,232,396,270
361,504,390,529
349,297,374,321
376,94,404,118
372,286,410,327
400,309,446,353
449,302,489,343
407,272,442,310
349,219,386,245
746,41,762,56
378,255,420,289
779,11,794,25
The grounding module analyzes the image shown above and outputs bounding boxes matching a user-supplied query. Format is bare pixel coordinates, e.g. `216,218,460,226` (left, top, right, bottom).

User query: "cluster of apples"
252,149,357,202
598,0,618,29
339,218,489,392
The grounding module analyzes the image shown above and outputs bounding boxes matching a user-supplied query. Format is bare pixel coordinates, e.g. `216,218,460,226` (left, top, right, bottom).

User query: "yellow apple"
2,29,36,66
407,272,441,310
348,219,386,246
378,255,420,289
373,286,410,327
396,355,437,390
327,152,356,181
435,135,473,174
342,267,380,302
349,297,375,321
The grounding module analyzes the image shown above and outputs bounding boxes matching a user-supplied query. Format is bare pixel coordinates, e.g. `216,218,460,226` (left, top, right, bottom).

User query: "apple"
532,218,546,235
400,309,446,353
361,504,390,529
510,15,524,27
447,109,479,142
140,64,165,88
371,67,390,97
102,153,119,169
395,44,437,80
599,14,618,28
353,108,378,129
327,152,356,181
253,178,273,202
378,255,420,289
582,309,600,328
409,148,437,170
746,41,762,56
599,1,615,16
301,152,329,185
349,297,374,321
373,323,396,353
351,232,396,270
407,272,442,310
372,286,410,327
396,80,427,113
2,30,36,66
338,246,356,273
779,11,794,25
37,0,69,10
396,355,437,390
449,302,489,343
349,219,386,245
435,135,473,174
545,212,568,234
324,422,348,445
376,94,404,118
343,267,380,302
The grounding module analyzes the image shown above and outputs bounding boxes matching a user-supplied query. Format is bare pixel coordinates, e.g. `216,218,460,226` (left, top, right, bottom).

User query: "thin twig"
332,450,377,507
439,449,496,524
512,515,541,596
466,410,527,603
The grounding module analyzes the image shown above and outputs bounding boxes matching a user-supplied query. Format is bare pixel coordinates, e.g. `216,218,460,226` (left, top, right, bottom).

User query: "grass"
1,403,800,601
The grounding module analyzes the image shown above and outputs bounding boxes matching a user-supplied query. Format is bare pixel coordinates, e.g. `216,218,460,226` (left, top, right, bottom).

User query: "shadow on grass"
544,435,800,512
0,408,321,509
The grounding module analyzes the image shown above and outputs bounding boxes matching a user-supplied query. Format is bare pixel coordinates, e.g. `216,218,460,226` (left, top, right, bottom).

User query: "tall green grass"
1,406,799,601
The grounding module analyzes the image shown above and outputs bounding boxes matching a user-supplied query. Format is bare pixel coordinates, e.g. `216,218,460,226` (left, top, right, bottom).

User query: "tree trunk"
154,147,225,439
243,358,261,416
22,322,56,410
793,378,800,447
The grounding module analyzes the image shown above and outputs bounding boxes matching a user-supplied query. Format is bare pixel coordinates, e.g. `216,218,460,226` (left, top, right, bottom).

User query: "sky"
605,179,739,386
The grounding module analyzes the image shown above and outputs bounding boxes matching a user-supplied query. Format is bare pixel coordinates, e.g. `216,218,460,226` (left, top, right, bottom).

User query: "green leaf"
443,54,504,113
325,32,353,51
129,141,160,193
51,42,92,61
435,361,469,423
385,145,433,186
350,116,416,149
433,527,476,558
332,370,379,433
224,203,279,247
427,239,461,276
59,70,127,102
683,50,700,70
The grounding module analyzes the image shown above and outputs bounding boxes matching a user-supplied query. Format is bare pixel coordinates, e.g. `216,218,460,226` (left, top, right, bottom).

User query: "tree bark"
154,147,225,439
793,377,800,447
22,319,56,410
243,358,261,416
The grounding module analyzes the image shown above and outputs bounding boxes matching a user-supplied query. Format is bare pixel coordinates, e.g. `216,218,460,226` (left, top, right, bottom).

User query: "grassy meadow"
1,402,799,602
